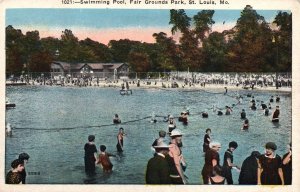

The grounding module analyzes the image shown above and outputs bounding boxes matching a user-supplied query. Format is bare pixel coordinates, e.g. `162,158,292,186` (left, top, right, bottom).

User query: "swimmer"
168,115,176,133
271,106,280,122
261,101,267,110
268,103,272,109
241,109,246,119
224,87,228,95
217,111,223,116
225,106,232,115
270,96,274,103
276,95,280,102
250,102,257,110
113,114,121,124
6,123,12,137
202,112,209,118
96,145,117,173
241,119,249,130
150,112,157,123
264,108,269,116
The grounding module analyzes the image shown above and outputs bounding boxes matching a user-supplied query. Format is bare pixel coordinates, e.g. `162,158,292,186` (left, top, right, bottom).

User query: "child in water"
241,119,249,130
96,145,117,173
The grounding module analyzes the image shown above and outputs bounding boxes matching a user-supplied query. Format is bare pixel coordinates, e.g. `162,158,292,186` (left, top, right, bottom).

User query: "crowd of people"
6,72,292,90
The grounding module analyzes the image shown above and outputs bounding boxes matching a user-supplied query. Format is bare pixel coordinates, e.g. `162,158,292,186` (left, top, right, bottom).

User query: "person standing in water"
96,145,116,173
152,130,166,148
272,106,280,122
201,142,221,184
146,141,172,184
18,153,30,184
168,115,176,133
203,128,211,153
239,151,261,184
222,141,240,184
282,143,292,185
84,135,98,175
116,128,125,152
209,165,226,185
240,109,246,119
257,142,284,185
167,130,187,184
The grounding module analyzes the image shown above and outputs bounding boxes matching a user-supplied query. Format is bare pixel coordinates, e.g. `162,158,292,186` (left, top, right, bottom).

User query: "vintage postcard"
0,0,299,191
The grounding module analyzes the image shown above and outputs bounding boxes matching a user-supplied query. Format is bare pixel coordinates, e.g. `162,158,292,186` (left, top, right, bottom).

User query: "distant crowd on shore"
6,73,292,90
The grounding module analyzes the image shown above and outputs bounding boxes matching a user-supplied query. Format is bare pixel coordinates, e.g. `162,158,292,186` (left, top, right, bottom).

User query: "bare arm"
282,152,292,165
257,161,262,185
278,168,284,185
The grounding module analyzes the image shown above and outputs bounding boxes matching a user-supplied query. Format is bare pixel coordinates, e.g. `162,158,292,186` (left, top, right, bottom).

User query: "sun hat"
153,141,170,149
170,129,183,137
169,115,174,119
209,142,221,149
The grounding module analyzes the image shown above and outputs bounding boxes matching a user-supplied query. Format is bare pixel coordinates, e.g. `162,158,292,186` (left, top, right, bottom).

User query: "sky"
6,9,287,45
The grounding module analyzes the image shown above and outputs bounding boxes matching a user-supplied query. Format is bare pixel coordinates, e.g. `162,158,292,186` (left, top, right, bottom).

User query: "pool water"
5,86,292,184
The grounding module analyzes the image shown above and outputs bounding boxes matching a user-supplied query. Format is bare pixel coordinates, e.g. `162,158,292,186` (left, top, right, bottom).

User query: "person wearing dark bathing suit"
201,142,221,184
258,142,284,185
223,141,240,184
203,128,211,153
18,153,30,184
241,119,249,130
116,128,125,152
276,95,280,102
282,143,292,185
84,135,97,175
168,115,176,133
113,114,121,124
239,151,261,184
6,159,24,184
240,109,246,119
270,96,274,102
209,165,225,185
272,106,280,122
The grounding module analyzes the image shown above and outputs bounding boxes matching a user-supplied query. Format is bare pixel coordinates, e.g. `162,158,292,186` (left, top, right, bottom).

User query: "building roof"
52,61,127,71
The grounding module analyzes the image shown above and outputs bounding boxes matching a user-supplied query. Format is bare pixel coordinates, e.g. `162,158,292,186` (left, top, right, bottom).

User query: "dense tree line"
6,5,291,73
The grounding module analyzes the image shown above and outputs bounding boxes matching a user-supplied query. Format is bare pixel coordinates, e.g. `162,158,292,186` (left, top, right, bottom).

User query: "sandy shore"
6,80,292,93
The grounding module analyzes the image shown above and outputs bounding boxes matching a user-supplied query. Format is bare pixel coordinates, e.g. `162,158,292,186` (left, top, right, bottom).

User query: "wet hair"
88,135,95,142
212,165,223,176
251,151,261,158
242,109,245,112
11,159,23,169
205,128,211,133
119,127,124,131
229,141,238,149
115,114,119,118
18,153,30,161
159,130,166,137
244,119,249,124
100,145,106,152
265,142,277,150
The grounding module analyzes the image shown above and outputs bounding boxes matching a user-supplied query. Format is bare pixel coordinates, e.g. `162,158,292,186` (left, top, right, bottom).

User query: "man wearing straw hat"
167,130,187,184
145,141,171,184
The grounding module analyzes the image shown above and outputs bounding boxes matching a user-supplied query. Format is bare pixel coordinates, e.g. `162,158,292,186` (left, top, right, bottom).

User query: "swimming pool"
5,86,292,184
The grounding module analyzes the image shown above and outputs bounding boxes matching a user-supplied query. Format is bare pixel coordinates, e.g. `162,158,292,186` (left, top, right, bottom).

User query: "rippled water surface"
5,86,292,184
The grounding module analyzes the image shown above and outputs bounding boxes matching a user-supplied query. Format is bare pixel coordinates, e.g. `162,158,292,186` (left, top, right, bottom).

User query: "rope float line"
11,90,265,132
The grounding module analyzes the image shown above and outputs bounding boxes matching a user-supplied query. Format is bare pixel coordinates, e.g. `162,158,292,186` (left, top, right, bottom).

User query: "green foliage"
5,7,292,73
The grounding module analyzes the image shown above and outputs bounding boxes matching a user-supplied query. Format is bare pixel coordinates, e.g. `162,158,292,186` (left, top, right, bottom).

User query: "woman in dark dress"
84,135,97,175
272,106,280,122
201,142,221,184
209,165,225,185
282,143,292,185
223,141,240,184
203,128,211,153
258,142,284,185
6,159,24,184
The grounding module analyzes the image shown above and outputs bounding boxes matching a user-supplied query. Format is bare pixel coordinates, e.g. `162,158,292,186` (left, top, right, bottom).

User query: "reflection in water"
5,86,291,184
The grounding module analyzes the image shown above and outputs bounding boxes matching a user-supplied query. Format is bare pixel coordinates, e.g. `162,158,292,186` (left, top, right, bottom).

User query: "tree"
169,9,191,35
6,25,25,73
193,10,215,41
60,29,80,63
128,51,150,72
202,32,227,72
228,5,272,72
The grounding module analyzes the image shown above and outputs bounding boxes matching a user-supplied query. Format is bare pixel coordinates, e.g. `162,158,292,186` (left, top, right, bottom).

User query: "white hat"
169,115,174,119
170,129,183,137
153,141,170,149
209,142,221,149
